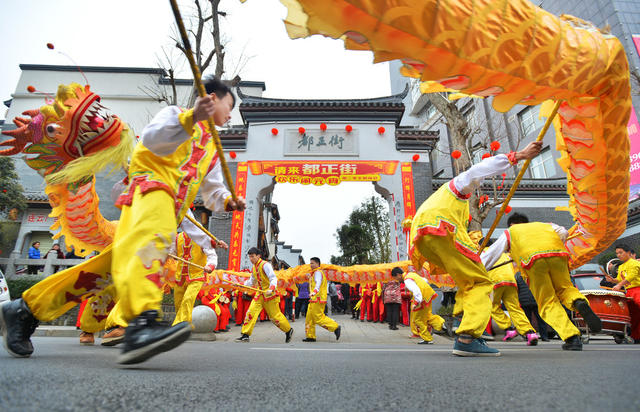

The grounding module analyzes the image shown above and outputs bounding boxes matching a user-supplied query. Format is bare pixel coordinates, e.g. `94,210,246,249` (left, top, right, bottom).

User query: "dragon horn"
22,109,41,118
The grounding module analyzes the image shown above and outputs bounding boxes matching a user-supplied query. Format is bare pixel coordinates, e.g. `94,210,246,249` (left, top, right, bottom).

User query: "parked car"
0,268,10,303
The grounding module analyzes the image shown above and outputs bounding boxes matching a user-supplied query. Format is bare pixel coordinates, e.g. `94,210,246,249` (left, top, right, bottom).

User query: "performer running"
302,257,341,342
235,248,293,343
0,77,245,364
409,141,542,356
397,268,445,344
481,252,539,345
482,212,602,351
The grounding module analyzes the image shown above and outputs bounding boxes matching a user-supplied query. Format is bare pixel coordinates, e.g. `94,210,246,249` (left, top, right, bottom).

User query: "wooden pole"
168,0,237,202
168,253,266,293
184,213,219,243
478,100,562,253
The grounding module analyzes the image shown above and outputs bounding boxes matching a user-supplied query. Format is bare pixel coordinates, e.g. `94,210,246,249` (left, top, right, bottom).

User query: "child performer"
235,248,293,343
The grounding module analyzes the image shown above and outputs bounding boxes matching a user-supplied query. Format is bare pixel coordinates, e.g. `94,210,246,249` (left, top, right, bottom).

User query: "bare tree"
423,92,523,231
143,0,249,108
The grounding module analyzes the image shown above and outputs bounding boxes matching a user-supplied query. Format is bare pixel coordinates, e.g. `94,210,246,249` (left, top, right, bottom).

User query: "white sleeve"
201,161,232,212
453,154,513,194
178,211,218,268
549,223,568,243
110,179,128,204
140,106,191,156
481,230,510,269
313,270,322,293
263,262,278,289
403,279,423,303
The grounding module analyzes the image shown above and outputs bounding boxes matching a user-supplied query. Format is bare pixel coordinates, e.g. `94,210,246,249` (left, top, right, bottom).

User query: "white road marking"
249,346,640,353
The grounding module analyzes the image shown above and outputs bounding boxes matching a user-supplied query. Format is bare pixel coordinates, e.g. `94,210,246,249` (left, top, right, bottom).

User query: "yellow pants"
413,303,445,341
305,301,339,339
172,281,204,326
492,286,535,335
105,301,128,330
112,187,177,322
415,234,492,337
524,257,585,340
410,310,419,336
241,295,291,336
22,246,116,333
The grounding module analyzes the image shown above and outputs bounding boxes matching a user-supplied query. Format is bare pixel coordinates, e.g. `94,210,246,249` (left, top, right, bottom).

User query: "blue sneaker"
452,337,501,357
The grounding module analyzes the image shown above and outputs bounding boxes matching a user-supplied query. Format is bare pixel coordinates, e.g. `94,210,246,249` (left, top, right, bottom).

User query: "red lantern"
501,173,506,178
481,153,491,160
451,150,462,159
505,205,512,213
229,151,237,159
46,43,54,50
345,125,353,132
298,127,305,134
490,141,501,151
412,154,420,162
271,128,278,136
378,126,385,134
320,123,327,131
27,86,36,93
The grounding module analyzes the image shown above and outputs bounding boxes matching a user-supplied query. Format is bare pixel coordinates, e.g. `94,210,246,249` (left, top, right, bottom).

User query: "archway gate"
220,88,438,271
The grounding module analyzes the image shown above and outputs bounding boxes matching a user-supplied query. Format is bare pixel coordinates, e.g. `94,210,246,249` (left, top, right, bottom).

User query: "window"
425,103,437,120
530,149,556,178
518,106,545,136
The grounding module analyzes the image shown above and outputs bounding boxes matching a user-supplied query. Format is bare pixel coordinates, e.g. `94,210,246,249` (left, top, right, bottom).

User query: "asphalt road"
1,336,639,411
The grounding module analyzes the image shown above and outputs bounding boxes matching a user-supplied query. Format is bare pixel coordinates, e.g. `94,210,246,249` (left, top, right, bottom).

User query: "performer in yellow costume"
481,253,539,345
612,244,640,343
236,248,293,343
170,213,228,326
399,269,444,344
410,141,541,356
111,77,244,364
302,257,340,342
483,213,601,351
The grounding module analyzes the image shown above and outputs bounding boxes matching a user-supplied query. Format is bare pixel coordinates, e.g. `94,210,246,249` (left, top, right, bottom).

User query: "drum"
574,289,631,335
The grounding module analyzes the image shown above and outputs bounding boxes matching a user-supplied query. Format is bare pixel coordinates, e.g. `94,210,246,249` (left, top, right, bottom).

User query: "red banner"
400,162,416,218
228,162,248,271
248,160,398,186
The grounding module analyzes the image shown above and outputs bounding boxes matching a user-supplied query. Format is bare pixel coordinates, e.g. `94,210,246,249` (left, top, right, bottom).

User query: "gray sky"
0,0,393,263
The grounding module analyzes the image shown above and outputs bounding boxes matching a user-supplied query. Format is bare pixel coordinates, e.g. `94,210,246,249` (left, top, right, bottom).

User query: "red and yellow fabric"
617,259,640,340
489,254,517,289
276,0,631,269
174,232,207,284
410,182,479,268
508,223,569,270
305,270,339,340
22,246,115,333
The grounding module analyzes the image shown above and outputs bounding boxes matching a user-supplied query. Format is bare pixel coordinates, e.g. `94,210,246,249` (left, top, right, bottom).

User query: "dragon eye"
45,123,60,137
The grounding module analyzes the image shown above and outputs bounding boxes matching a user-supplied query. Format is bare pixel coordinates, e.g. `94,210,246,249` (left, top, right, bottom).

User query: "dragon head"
1,83,132,182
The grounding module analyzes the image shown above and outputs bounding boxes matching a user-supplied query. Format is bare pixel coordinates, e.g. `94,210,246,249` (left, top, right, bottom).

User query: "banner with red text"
228,163,248,271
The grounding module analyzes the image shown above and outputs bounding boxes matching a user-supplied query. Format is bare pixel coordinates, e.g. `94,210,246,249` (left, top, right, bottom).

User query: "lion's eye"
45,123,60,137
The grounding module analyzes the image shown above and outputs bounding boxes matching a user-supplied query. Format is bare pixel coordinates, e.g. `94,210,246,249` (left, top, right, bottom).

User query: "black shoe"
360,319,364,322
302,337,316,342
235,334,250,342
335,326,341,341
433,324,448,335
574,299,602,333
117,310,191,365
285,327,294,343
417,339,433,344
562,335,583,351
0,299,39,358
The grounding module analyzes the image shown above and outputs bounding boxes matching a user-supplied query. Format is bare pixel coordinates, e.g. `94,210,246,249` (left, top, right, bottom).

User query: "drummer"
481,212,602,351
612,244,640,344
